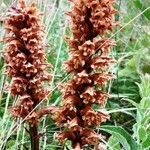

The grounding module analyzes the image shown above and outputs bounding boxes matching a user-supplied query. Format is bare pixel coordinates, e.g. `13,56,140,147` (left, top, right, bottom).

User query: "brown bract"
54,0,117,149
4,0,52,125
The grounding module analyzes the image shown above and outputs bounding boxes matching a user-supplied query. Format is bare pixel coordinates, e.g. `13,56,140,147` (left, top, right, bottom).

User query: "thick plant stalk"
29,125,39,150
4,0,51,149
54,0,117,149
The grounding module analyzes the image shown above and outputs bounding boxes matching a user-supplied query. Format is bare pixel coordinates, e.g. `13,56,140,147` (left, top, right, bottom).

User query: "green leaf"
134,0,143,9
134,0,150,20
143,134,150,149
108,135,121,150
100,125,137,150
6,140,15,149
138,126,147,143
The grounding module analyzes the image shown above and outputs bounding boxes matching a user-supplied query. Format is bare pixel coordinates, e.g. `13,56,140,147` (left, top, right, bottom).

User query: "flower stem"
29,125,39,150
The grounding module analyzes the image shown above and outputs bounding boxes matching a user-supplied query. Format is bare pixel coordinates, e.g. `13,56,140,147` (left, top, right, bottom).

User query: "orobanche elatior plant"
52,0,117,149
4,0,52,149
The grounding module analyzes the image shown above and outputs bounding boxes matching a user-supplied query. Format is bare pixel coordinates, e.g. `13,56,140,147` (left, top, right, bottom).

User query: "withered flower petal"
4,1,53,149
54,0,116,149
4,0,52,126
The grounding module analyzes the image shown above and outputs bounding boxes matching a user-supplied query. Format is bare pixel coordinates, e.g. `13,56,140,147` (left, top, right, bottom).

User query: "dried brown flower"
54,0,117,149
4,0,51,125
4,0,52,149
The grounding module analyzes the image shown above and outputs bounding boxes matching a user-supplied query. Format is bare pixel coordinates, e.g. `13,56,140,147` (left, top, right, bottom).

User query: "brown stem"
73,143,82,150
29,125,39,150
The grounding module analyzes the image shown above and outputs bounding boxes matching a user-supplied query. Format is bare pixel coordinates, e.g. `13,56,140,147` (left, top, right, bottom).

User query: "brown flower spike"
55,0,117,149
4,0,51,149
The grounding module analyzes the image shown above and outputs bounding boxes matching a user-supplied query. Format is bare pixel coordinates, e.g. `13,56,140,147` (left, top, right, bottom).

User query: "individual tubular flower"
4,0,51,149
55,0,117,149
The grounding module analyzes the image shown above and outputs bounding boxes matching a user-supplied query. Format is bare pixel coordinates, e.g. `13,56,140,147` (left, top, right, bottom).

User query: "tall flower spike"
4,0,52,149
55,0,117,149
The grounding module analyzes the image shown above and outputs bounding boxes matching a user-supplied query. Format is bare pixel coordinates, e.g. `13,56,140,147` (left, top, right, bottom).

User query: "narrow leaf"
100,125,137,150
